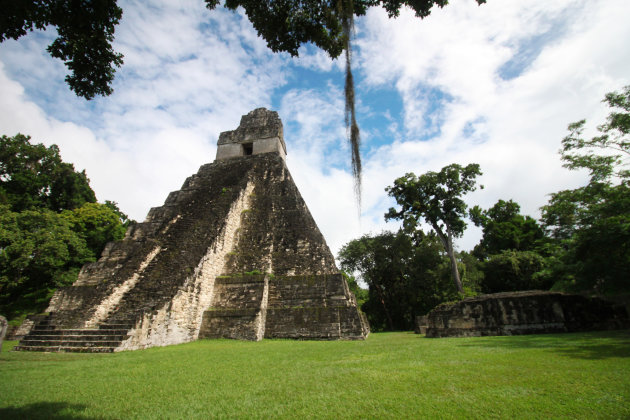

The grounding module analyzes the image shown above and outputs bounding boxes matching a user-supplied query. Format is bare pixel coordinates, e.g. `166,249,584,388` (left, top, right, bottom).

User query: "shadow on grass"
0,402,99,420
453,329,630,360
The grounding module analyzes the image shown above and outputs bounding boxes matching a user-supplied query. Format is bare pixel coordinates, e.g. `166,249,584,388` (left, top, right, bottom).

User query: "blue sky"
1,0,629,256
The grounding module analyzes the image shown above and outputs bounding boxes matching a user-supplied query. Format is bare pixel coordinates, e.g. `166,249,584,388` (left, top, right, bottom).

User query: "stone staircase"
14,315,133,353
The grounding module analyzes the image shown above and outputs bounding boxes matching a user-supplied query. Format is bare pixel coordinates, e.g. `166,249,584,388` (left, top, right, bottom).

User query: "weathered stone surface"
0,315,7,352
16,108,367,352
425,291,630,338
199,274,268,341
414,315,428,335
198,273,367,341
7,314,50,341
263,274,367,340
216,108,287,161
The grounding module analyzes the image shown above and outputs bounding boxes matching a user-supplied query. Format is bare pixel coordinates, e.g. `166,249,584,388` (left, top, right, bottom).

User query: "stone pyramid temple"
16,108,369,352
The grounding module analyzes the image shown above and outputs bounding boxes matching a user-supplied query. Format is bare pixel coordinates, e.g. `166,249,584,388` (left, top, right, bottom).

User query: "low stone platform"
425,291,630,338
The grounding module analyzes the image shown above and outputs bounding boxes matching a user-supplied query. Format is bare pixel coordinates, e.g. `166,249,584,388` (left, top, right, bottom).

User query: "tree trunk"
445,234,464,294
431,224,464,294
446,243,464,294
375,285,394,330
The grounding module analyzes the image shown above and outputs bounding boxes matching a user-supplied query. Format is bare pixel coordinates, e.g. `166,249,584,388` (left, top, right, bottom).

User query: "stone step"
13,345,115,353
98,324,134,330
25,334,128,341
28,329,130,336
32,325,56,331
19,339,124,347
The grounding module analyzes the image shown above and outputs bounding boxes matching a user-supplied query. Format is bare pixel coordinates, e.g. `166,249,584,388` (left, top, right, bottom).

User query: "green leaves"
470,199,545,260
385,163,482,294
560,86,630,183
0,134,96,213
385,163,482,238
207,1,487,59
62,202,127,258
206,1,487,204
0,206,94,318
542,86,630,294
0,134,131,319
338,230,457,331
481,250,551,293
0,0,124,99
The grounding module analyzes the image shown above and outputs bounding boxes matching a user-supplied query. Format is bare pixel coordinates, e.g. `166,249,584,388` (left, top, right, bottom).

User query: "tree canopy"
206,1,486,59
0,134,96,212
468,199,551,293
469,199,545,259
207,0,486,202
0,205,94,319
0,0,124,99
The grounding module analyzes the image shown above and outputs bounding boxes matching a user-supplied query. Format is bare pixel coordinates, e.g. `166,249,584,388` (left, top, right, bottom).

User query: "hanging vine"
339,0,362,207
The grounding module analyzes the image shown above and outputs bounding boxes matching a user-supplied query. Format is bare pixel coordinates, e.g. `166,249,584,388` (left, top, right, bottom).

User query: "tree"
541,86,630,294
341,271,368,308
542,182,630,294
481,250,550,293
560,87,630,183
0,134,96,212
104,200,134,228
385,163,482,293
468,199,551,293
339,231,406,330
0,0,124,99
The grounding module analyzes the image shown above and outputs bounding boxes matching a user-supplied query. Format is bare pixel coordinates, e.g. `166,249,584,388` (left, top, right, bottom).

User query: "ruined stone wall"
426,291,630,338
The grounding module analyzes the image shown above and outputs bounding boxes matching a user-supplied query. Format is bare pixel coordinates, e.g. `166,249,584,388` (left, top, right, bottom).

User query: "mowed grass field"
1,331,629,419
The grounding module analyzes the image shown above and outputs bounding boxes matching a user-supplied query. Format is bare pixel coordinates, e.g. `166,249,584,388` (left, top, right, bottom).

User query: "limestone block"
0,315,7,352
414,315,428,334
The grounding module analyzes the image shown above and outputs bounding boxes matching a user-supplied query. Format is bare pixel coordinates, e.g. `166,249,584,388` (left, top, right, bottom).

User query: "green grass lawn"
1,330,629,419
